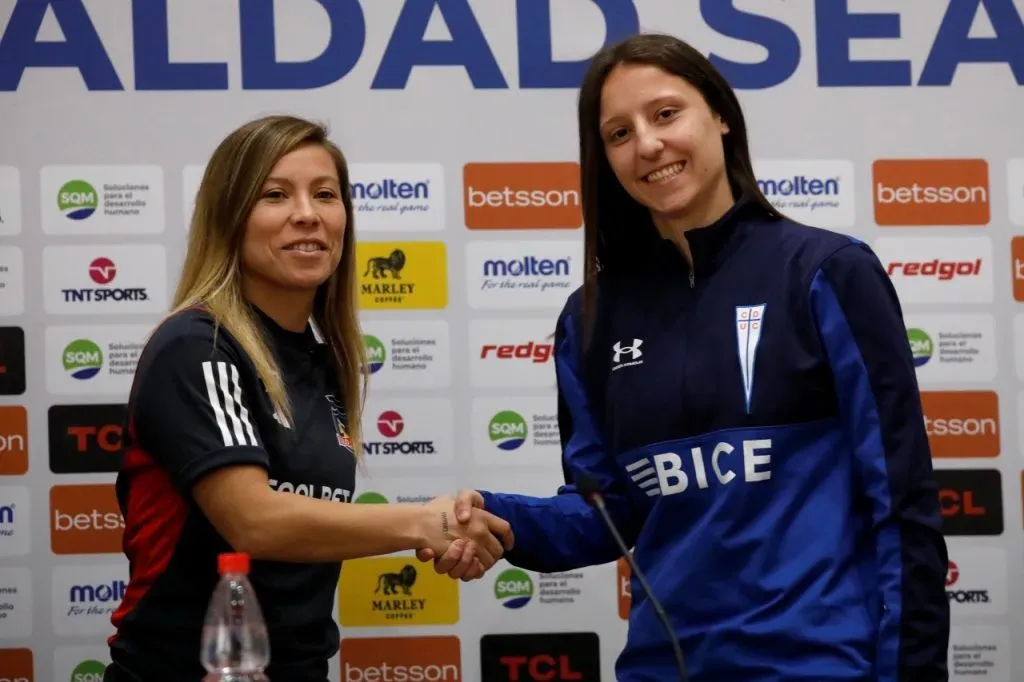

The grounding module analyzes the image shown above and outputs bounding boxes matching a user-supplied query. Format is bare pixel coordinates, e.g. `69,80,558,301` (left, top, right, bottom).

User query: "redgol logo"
480,341,553,364
886,258,981,281
88,257,116,284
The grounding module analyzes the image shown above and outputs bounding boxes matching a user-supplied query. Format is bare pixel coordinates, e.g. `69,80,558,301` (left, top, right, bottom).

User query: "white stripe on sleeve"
201,360,258,447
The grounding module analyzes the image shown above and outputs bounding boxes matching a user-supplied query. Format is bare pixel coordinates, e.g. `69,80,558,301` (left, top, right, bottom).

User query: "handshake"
416,490,514,582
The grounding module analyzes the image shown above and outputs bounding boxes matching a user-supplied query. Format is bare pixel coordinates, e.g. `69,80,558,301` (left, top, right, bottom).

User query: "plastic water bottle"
200,552,271,682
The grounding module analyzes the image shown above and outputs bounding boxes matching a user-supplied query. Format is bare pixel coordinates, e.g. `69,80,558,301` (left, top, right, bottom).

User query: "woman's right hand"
418,495,514,572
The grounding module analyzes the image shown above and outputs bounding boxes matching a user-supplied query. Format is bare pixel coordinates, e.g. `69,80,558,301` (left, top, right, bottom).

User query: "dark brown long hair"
577,33,781,340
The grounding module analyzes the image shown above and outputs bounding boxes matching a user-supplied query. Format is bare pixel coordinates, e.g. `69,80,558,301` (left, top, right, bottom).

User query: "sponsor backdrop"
0,1,1022,680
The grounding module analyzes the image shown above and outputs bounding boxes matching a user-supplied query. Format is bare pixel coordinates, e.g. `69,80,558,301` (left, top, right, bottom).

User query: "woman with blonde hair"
102,114,512,682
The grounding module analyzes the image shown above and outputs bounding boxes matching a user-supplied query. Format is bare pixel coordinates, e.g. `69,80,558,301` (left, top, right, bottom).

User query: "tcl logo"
377,410,404,438
48,404,126,474
886,258,981,281
89,257,116,284
933,469,1002,536
480,633,600,682
500,654,584,681
480,341,553,364
1012,236,1023,302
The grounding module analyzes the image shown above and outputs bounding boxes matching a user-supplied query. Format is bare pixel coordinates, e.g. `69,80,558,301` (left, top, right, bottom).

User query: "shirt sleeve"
808,241,950,682
129,320,271,493
478,290,646,573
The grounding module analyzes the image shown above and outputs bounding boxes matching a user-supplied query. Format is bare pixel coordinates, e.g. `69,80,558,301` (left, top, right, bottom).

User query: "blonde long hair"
172,114,367,458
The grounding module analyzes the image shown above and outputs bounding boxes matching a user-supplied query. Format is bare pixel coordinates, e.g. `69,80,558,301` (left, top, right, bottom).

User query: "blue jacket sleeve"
809,242,950,682
477,291,644,573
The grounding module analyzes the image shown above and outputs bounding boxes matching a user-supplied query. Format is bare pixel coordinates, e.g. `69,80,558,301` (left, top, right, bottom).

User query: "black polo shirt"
107,304,357,682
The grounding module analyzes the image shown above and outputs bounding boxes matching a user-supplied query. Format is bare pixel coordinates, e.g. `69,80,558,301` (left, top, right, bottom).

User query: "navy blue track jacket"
479,197,950,681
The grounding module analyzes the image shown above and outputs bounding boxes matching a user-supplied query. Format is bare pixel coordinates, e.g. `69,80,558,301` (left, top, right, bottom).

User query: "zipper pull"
689,270,695,288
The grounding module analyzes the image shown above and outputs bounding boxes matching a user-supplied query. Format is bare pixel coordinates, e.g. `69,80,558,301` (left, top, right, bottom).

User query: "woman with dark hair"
420,33,949,681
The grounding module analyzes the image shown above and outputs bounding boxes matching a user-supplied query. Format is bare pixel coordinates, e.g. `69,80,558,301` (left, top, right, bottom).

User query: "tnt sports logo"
627,438,773,498
337,557,458,627
63,339,103,380
71,660,106,681
945,560,989,606
58,255,152,306
489,411,527,450
364,335,386,373
356,241,447,310
612,338,643,371
494,568,533,609
88,257,115,284
463,162,582,230
58,179,97,220
873,159,990,225
907,328,933,366
377,410,404,438
363,410,436,457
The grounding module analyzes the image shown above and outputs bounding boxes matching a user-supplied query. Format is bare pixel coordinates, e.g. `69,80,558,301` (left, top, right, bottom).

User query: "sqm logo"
89,257,116,285
612,339,643,371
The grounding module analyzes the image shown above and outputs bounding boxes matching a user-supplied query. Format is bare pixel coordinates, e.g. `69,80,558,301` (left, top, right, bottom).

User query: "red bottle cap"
218,552,250,574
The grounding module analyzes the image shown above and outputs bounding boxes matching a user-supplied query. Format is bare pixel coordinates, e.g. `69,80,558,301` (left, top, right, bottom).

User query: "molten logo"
88,257,116,284
377,410,404,438
872,159,989,225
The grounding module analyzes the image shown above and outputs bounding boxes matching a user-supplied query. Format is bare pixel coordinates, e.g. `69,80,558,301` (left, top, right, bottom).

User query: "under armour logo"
612,339,643,363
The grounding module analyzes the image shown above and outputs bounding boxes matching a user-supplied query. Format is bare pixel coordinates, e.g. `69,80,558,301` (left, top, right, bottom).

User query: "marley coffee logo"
48,404,126,474
935,469,1002,536
920,391,999,458
50,483,124,554
480,632,601,681
0,405,28,475
0,647,33,681
337,557,458,627
340,635,461,681
356,241,447,309
0,327,26,395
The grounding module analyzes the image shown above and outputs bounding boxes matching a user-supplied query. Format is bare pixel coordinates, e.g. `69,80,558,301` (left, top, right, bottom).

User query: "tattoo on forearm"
441,511,456,541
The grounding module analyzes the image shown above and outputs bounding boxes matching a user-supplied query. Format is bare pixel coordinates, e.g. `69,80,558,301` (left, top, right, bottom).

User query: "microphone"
578,473,689,682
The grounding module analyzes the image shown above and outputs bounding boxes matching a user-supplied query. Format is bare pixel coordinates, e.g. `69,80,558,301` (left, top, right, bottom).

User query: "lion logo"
374,564,417,596
364,249,406,279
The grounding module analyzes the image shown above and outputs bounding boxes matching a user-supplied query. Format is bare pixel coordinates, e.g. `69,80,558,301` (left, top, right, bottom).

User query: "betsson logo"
1012,236,1023,301
50,483,124,554
920,391,999,458
872,159,989,225
463,162,581,230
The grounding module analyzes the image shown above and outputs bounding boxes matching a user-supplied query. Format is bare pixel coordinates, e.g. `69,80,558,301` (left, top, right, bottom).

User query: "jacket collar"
641,194,757,282
249,303,325,354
